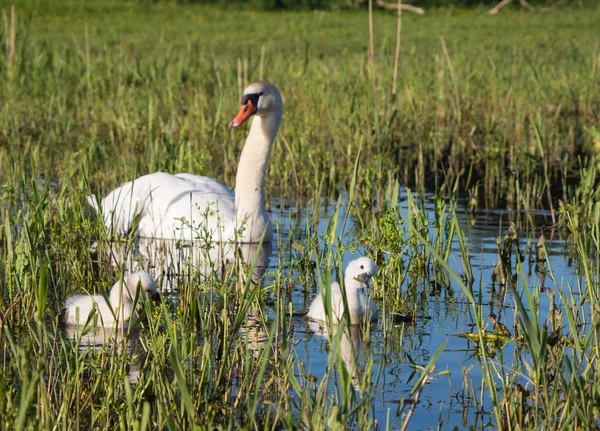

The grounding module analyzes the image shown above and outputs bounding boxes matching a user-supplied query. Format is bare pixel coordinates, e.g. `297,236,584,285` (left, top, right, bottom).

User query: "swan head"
112,271,161,305
230,81,283,128
345,257,377,288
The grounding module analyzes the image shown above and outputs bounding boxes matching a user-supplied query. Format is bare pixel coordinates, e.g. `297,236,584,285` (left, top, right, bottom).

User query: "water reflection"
240,313,273,358
85,192,576,429
306,320,364,389
103,238,273,292
62,326,144,384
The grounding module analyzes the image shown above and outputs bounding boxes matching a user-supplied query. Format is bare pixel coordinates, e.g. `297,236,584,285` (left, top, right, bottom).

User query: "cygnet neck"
235,111,281,242
344,277,366,290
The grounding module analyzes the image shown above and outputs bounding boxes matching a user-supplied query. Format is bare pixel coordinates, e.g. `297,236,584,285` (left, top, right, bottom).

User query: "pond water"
76,190,577,429
275,192,576,429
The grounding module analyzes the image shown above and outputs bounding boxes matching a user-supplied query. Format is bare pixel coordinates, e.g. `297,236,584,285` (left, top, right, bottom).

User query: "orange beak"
230,100,257,128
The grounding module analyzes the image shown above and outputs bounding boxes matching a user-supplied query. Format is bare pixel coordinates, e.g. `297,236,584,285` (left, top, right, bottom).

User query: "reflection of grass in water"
1,1,600,429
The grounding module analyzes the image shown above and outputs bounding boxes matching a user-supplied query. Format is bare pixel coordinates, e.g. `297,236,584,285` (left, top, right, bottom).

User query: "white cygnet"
307,257,378,324
61,271,160,328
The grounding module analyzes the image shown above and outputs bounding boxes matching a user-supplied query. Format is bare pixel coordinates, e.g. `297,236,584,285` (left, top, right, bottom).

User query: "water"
73,190,577,429
274,192,576,429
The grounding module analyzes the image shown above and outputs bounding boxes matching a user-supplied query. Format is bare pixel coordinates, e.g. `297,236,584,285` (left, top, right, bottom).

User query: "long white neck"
235,112,281,242
344,277,365,292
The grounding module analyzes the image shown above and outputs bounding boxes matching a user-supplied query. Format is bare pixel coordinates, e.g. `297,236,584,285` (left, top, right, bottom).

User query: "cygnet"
307,257,378,324
61,271,160,328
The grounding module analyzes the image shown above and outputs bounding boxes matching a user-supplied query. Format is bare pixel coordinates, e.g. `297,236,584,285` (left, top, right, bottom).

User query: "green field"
2,0,600,429
2,1,600,203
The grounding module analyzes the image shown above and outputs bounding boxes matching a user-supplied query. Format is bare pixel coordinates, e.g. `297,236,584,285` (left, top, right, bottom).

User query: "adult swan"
88,81,282,243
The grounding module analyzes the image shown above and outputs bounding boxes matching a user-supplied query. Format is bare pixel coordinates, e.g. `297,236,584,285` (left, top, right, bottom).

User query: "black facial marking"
360,265,364,270
241,92,261,106
357,273,370,285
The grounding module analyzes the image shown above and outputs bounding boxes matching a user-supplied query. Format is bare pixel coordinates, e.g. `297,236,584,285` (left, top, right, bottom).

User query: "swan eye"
360,265,364,270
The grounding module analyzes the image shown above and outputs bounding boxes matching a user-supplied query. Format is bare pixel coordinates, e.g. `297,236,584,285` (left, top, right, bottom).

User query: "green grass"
2,0,600,429
1,1,599,205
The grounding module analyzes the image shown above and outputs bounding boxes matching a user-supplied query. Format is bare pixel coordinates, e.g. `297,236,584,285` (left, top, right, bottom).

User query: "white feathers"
62,271,160,328
307,257,378,324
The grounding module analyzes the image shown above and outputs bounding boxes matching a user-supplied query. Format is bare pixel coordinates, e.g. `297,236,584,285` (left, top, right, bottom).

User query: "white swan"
307,257,378,324
88,81,283,243
61,271,160,328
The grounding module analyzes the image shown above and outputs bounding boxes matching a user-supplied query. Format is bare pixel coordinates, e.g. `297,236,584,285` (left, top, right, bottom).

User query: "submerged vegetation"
1,0,600,429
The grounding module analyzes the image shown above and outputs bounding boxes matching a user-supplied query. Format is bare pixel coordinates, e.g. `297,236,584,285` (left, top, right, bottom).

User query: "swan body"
307,257,378,324
61,271,160,328
88,81,283,243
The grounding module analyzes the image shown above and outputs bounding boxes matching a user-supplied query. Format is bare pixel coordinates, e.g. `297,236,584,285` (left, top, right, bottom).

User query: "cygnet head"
345,257,377,287
230,81,283,128
111,271,160,305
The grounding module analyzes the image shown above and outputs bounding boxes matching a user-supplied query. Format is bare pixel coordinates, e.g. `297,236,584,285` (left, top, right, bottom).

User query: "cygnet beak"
151,292,161,304
356,273,371,287
230,100,257,128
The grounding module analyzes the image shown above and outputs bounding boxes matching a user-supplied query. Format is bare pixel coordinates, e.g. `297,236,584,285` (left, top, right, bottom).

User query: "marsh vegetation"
1,1,600,429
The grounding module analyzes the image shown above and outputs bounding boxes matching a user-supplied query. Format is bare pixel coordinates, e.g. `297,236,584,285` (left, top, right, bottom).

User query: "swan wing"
307,282,344,322
92,172,238,240
64,295,115,326
156,190,235,240
329,282,346,320
174,173,232,194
